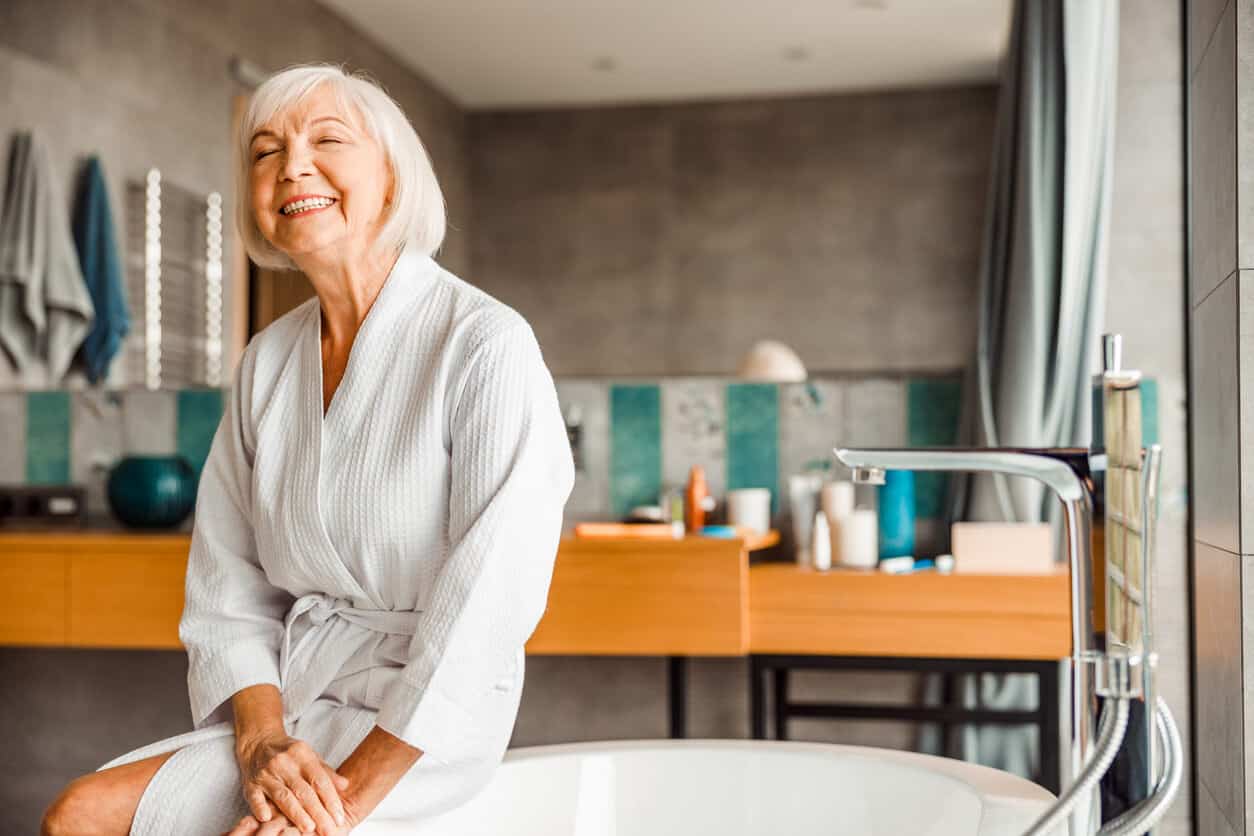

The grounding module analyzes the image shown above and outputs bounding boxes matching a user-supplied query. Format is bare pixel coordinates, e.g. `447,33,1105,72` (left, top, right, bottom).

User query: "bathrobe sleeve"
180,342,294,729
375,317,575,759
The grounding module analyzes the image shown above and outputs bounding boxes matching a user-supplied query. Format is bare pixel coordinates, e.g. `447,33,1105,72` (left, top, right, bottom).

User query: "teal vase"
107,455,197,529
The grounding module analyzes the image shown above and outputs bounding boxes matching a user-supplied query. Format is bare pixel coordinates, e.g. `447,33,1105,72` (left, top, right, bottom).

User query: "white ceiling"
316,0,1013,110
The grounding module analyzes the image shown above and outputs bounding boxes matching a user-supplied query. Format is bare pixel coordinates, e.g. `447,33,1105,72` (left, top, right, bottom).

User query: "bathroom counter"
0,529,1067,660
0,528,779,653
749,564,1071,660
527,530,777,656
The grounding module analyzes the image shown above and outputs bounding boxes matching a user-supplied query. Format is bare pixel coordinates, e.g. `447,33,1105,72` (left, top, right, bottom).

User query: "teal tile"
907,378,963,518
1140,377,1158,447
177,388,225,476
726,383,779,516
26,391,71,484
610,384,661,519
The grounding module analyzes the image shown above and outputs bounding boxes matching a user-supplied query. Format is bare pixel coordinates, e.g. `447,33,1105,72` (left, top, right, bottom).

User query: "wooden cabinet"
1,533,188,649
749,564,1071,660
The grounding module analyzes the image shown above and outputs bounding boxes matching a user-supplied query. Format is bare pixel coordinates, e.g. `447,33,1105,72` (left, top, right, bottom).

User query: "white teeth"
281,197,335,215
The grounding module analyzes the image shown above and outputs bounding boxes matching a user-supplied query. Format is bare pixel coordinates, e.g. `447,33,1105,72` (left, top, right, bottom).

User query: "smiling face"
248,84,393,266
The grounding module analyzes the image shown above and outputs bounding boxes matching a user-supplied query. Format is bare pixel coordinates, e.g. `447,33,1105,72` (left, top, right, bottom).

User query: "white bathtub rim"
502,738,1058,810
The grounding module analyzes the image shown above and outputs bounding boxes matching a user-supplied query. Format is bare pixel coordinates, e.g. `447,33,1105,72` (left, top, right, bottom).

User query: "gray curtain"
921,0,1119,780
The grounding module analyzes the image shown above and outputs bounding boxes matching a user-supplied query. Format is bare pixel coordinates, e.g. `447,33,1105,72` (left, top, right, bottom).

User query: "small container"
835,508,878,568
811,510,832,571
727,487,771,536
685,466,709,533
877,470,915,559
788,473,823,567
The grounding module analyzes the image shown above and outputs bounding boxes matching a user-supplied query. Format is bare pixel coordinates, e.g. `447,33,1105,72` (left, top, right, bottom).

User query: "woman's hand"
235,729,353,835
222,806,361,836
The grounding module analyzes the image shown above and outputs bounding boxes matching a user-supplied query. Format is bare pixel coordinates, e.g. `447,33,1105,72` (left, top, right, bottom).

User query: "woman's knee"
42,751,176,836
42,776,104,836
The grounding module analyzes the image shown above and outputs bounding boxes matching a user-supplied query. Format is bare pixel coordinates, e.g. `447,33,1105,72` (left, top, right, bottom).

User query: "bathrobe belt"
278,592,422,721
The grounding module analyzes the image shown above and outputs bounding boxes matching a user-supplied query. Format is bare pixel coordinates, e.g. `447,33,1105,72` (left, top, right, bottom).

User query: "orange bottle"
684,465,708,534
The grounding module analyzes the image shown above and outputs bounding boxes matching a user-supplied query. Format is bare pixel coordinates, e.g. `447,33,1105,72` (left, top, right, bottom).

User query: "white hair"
236,63,446,270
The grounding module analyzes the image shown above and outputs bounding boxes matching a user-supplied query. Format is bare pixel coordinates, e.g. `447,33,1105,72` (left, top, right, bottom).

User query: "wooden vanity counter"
0,529,780,652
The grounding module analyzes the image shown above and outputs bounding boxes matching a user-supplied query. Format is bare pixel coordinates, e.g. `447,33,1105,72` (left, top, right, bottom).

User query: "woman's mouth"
279,196,337,217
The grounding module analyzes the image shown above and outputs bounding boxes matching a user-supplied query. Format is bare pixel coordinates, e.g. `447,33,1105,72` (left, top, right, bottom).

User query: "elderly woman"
41,64,574,836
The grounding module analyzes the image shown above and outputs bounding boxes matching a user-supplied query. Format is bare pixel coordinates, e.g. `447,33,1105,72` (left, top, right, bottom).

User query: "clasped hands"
222,729,361,836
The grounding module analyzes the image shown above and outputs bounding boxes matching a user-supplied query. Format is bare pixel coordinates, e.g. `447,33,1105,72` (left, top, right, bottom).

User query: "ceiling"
316,0,1013,110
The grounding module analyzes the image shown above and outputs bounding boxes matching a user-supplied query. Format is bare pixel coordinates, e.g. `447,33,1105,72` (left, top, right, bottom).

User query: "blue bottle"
878,470,915,560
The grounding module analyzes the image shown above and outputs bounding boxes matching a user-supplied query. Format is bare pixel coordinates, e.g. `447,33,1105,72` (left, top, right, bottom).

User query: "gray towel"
0,131,95,385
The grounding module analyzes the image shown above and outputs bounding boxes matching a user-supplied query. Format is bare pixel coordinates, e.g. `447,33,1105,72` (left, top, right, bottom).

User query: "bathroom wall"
1189,0,1252,834
0,0,471,389
468,86,996,377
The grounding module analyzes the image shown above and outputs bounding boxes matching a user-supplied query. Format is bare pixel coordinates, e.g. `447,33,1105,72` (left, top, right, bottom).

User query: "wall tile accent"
555,380,610,520
609,384,661,519
1192,274,1241,553
0,392,26,482
122,389,177,455
777,380,845,519
907,378,962,518
661,378,726,500
725,382,779,516
1195,542,1245,832
844,379,907,448
70,391,124,518
175,389,223,476
25,391,70,484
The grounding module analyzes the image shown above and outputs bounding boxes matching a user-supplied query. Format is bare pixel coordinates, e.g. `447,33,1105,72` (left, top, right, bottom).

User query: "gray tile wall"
1191,0,1248,833
468,87,996,378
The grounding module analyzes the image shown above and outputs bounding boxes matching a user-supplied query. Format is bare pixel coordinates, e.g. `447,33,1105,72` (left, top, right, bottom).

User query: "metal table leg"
750,655,767,739
668,656,687,738
1038,660,1062,795
773,666,790,740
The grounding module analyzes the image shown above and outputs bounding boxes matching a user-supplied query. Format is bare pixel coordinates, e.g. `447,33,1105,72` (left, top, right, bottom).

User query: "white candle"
835,508,878,569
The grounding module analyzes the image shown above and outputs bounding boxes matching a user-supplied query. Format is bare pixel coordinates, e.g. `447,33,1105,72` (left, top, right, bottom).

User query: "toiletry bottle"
685,465,708,534
878,469,915,559
811,510,832,571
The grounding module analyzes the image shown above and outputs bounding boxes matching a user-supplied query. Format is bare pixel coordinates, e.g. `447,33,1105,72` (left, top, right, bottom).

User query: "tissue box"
950,522,1054,574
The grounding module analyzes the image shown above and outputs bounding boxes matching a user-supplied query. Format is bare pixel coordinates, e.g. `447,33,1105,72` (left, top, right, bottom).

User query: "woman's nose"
280,145,315,181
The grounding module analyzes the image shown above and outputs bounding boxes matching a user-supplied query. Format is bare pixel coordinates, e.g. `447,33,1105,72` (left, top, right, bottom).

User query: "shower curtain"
929,0,1119,784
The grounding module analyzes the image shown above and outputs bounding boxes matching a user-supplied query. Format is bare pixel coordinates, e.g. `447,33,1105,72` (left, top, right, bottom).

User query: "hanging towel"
0,131,95,385
72,156,129,384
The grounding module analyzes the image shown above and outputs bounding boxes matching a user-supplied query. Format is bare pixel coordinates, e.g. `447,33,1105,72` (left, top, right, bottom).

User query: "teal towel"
72,156,129,384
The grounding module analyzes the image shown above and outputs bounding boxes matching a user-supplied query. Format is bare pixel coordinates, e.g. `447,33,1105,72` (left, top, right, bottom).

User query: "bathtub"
359,740,1062,836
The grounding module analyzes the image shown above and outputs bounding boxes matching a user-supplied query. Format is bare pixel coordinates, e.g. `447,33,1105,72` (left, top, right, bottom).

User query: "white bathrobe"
97,247,575,833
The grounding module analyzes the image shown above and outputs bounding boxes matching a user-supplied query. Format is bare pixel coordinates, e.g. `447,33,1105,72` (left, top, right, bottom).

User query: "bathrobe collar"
298,245,440,599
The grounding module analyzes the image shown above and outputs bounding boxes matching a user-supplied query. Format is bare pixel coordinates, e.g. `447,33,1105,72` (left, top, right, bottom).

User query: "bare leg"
41,750,178,836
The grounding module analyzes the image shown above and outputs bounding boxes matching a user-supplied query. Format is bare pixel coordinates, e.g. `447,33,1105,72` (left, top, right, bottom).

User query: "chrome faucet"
834,335,1179,836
